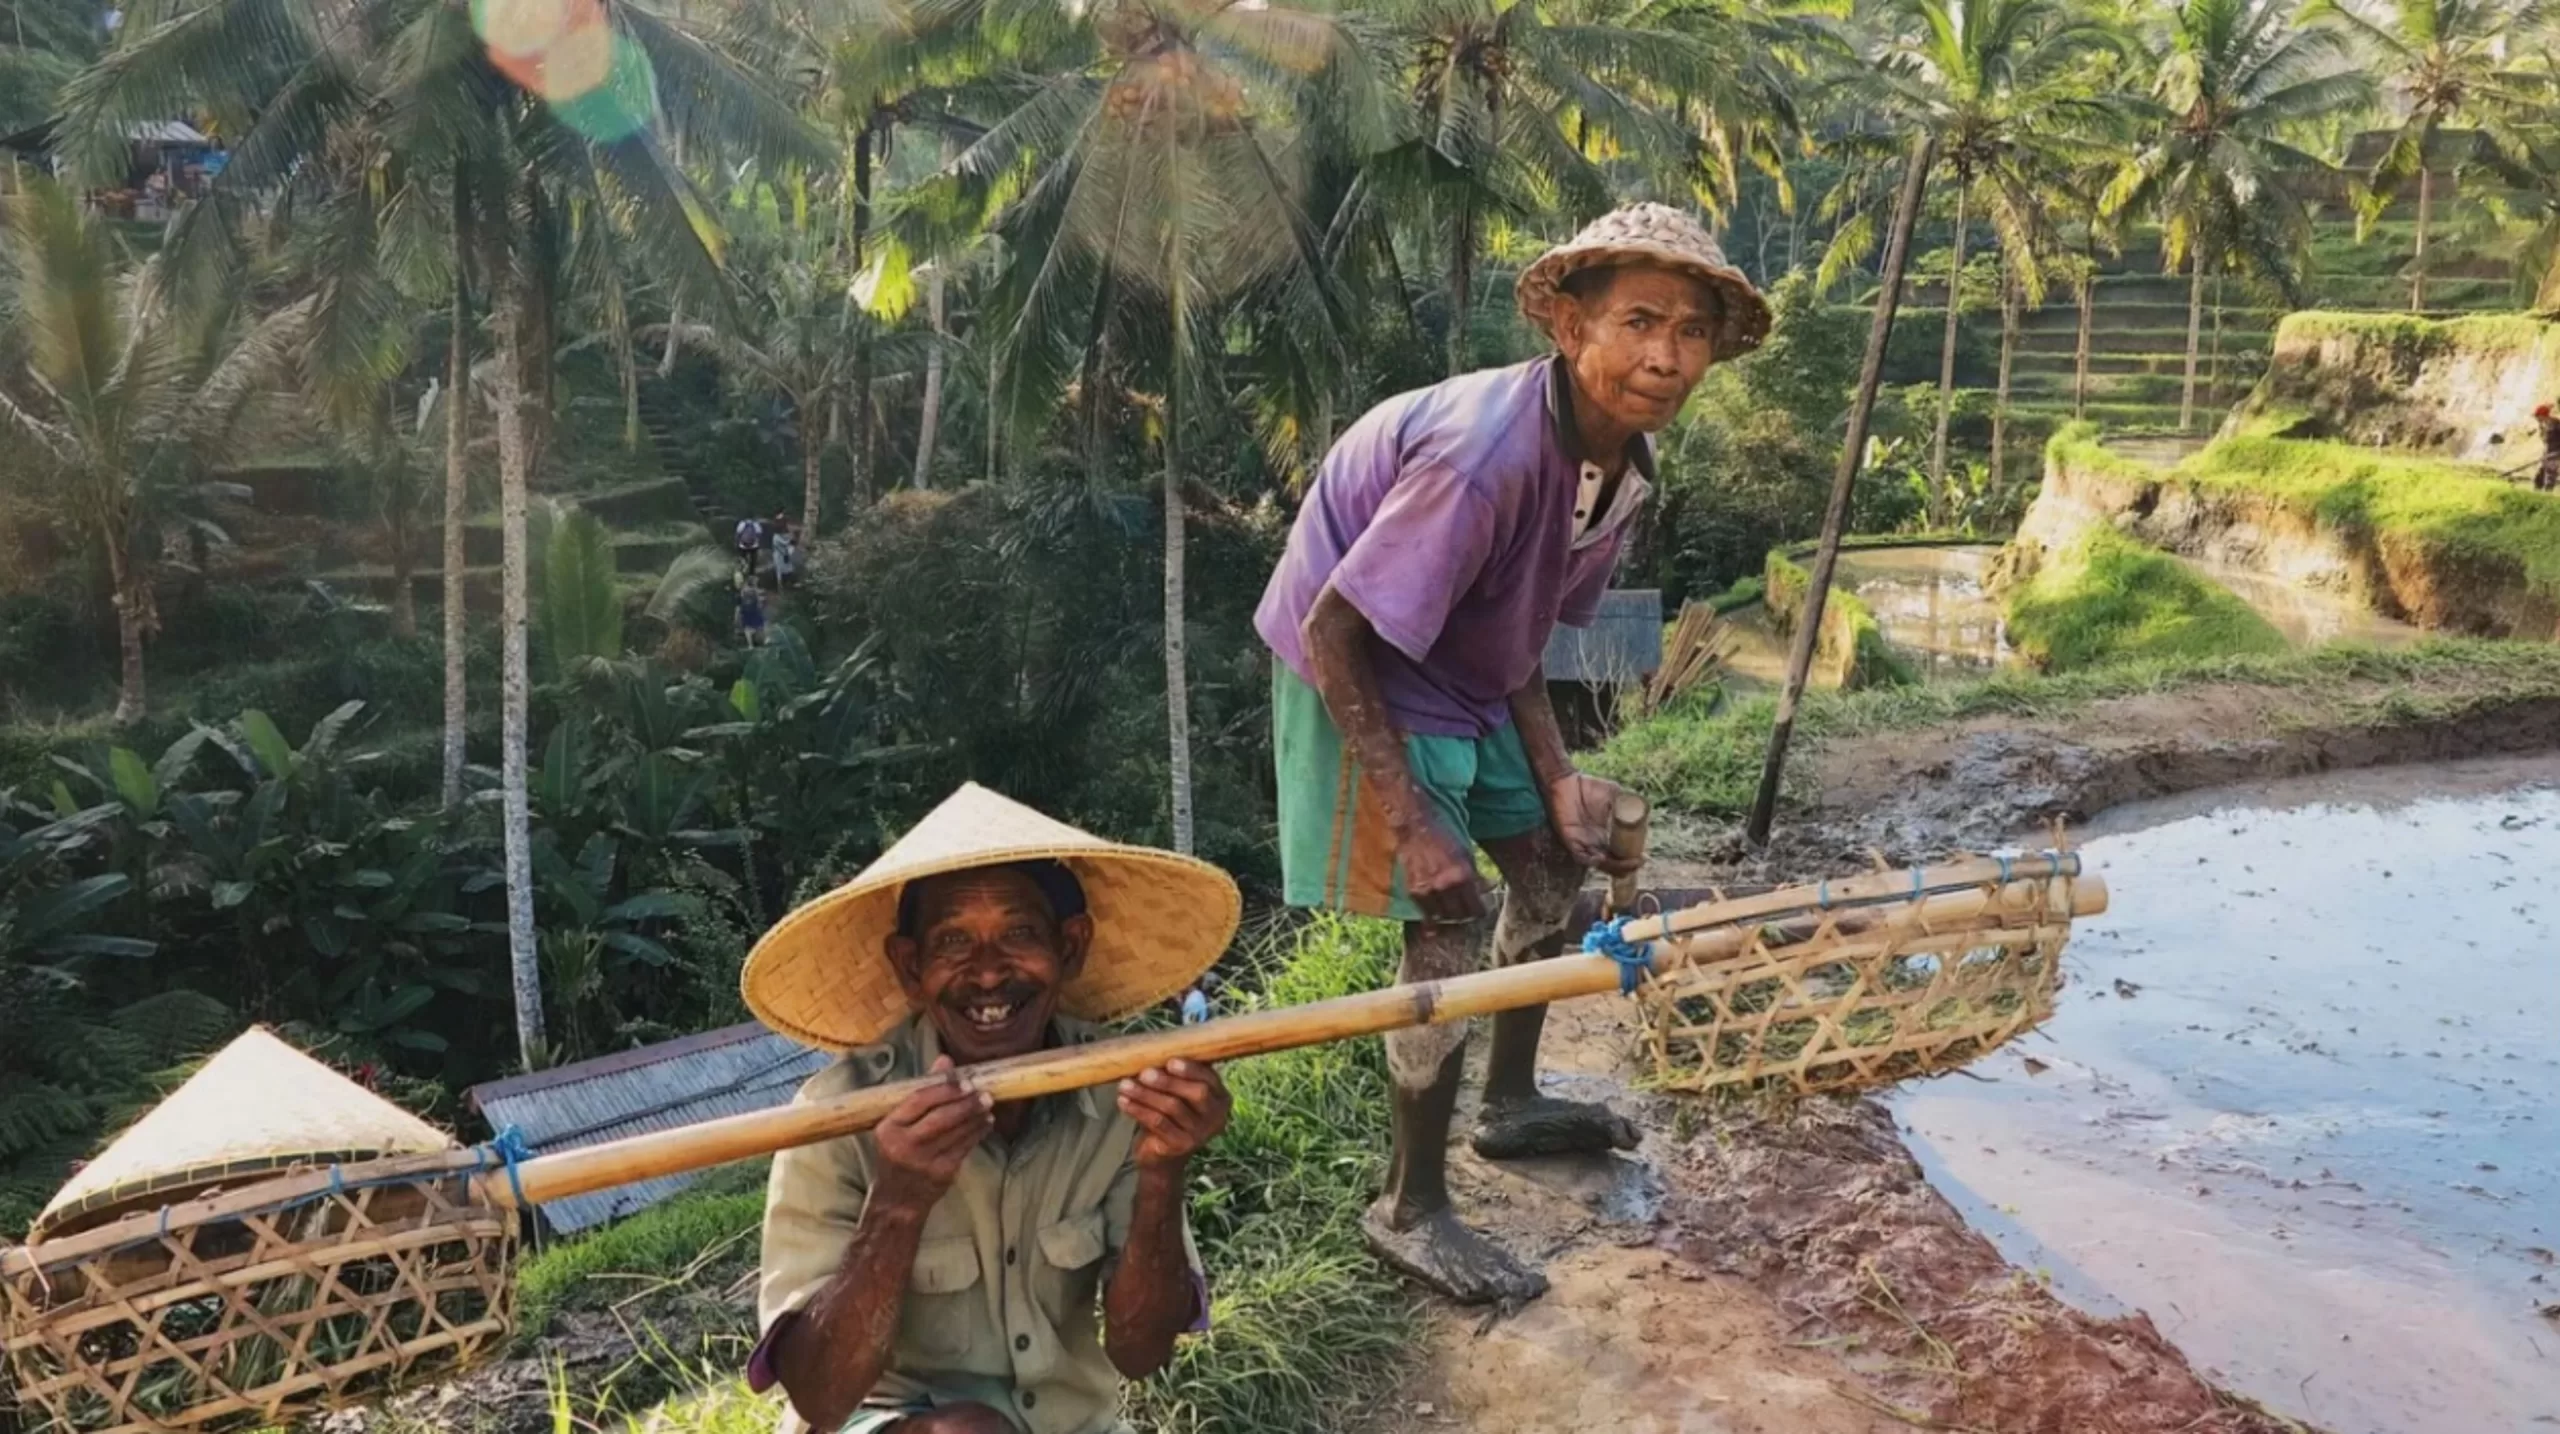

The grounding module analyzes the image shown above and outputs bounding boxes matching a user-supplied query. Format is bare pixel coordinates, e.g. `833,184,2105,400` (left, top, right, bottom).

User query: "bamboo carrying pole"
492,854,2101,1212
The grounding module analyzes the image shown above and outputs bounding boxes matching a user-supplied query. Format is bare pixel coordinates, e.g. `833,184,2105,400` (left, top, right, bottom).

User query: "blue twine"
1581,917,1654,995
1180,989,1210,1026
328,1165,345,1198
482,1125,535,1211
156,1206,169,1238
1997,854,2013,883
1817,879,1832,909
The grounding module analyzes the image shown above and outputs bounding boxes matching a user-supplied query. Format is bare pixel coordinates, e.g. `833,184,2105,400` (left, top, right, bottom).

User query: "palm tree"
1363,0,1713,373
2106,0,2368,430
2315,0,2538,311
0,178,308,724
942,0,1364,852
1850,0,2118,486
62,0,818,1069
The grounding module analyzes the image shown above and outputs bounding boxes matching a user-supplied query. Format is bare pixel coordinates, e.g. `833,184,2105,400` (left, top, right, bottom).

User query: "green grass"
2173,434,2560,610
1589,639,2560,819
2006,528,2289,672
514,1166,770,1338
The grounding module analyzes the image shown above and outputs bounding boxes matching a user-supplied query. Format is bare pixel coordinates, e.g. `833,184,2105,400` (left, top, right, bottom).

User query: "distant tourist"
769,518,799,588
737,578,769,648
2537,403,2560,493
735,515,766,577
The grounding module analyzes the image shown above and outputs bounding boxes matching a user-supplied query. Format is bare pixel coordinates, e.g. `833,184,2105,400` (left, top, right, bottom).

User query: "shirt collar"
905,1012,1106,1121
1544,354,1659,483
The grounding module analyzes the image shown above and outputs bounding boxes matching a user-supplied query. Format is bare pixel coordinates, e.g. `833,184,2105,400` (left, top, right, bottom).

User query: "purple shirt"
1255,357,1651,737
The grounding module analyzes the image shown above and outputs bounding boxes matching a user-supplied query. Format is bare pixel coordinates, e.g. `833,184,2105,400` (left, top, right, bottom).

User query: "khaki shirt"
757,1014,1204,1434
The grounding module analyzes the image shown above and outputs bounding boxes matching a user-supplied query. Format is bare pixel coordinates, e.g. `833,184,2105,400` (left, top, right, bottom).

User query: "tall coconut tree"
1853,0,2119,486
2314,0,2539,311
1360,0,1717,373
2106,0,2369,430
0,178,309,724
62,0,819,1068
941,0,1370,852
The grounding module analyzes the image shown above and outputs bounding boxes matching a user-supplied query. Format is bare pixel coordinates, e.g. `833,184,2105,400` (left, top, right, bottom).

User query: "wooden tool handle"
1606,791,1649,915
490,864,2105,1212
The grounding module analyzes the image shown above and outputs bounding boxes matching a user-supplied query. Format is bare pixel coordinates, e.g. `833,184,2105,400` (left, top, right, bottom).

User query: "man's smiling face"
885,867,1092,1065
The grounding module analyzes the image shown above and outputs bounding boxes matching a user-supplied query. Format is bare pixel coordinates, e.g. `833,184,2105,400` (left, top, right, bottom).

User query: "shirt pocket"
900,1234,983,1364
1032,1210,1108,1326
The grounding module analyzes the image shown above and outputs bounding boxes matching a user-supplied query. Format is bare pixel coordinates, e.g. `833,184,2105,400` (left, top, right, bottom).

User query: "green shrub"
1129,914,1413,1434
2006,528,2289,671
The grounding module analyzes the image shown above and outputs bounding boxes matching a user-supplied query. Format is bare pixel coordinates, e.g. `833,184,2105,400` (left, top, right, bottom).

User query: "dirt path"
1389,995,2309,1434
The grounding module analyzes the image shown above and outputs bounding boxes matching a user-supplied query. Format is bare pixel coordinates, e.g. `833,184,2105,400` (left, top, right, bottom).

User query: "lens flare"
470,0,659,142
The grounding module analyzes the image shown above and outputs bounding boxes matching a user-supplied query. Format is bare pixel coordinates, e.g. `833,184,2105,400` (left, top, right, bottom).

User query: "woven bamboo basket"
1626,858,2076,1094
4,851,2101,1433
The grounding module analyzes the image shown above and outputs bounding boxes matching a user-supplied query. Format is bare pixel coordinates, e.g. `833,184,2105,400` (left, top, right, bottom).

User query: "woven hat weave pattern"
1516,202,1772,357
32,1026,456,1239
741,782,1241,1052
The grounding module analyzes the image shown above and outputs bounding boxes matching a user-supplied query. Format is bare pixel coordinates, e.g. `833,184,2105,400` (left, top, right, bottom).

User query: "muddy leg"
1364,918,1549,1305
1469,826,1638,1161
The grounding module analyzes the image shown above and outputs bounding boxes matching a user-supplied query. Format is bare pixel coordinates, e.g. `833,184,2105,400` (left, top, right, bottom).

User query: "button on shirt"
1254,356,1654,738
753,1014,1205,1434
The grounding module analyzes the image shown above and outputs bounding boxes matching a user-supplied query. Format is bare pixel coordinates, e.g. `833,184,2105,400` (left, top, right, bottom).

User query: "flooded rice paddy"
1895,756,2560,1433
1721,544,2424,689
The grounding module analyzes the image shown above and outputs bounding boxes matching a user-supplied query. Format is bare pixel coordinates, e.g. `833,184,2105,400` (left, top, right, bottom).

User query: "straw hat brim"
741,784,1241,1053
1517,242,1773,358
33,1027,456,1240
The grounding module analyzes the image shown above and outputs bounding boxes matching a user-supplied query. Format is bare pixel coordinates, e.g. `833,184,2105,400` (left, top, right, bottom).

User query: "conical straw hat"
1516,202,1772,357
31,1026,455,1240
743,783,1241,1053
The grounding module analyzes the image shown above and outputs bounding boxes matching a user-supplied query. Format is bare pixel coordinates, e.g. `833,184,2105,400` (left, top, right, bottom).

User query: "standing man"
1254,204,1769,1302
2535,403,2559,493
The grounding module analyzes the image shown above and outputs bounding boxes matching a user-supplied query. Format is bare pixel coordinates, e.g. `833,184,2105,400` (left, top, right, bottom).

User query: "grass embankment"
1764,550,1916,690
2006,528,2287,672
508,916,1412,1434
1592,639,2560,818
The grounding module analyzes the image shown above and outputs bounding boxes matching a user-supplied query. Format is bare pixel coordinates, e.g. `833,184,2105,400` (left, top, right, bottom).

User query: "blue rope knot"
481,1124,535,1211
1582,916,1654,995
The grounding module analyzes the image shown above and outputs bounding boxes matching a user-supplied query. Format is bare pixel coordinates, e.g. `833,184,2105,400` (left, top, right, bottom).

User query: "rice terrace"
1,0,2558,1430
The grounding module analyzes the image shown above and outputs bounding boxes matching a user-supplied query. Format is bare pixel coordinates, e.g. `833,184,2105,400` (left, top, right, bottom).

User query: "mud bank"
2235,312,2560,460
2005,426,2560,640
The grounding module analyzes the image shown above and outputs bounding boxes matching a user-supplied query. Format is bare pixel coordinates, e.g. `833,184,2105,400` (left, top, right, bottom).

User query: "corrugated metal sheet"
468,1023,831,1233
1543,588,1663,685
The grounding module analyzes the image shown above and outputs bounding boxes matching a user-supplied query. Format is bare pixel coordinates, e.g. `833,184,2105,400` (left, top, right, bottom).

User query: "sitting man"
744,782,1241,1434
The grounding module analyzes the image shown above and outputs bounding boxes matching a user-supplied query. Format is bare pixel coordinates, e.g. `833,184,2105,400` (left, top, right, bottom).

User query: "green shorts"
1272,665,1545,921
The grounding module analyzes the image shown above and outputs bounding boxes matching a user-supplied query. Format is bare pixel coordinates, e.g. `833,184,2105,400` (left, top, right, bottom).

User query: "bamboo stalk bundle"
1642,600,1737,714
2,853,2101,1434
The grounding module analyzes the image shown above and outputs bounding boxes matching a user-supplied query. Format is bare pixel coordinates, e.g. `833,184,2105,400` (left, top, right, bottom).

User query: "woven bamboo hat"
1517,202,1772,357
742,782,1241,1052
31,1027,456,1240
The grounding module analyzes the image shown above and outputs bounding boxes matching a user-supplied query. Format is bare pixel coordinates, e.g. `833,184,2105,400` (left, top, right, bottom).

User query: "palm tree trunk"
2411,165,2432,313
1992,264,2018,492
658,305,683,378
842,122,876,525
2074,234,2095,420
492,279,546,1072
1163,382,1194,855
442,182,471,810
1448,199,1475,378
108,535,147,725
2181,241,2204,433
1930,181,1969,497
800,399,823,539
2209,274,2225,405
913,263,947,490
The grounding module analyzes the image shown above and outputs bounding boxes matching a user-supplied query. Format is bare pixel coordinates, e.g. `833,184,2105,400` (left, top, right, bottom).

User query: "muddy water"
2179,557,2428,650
1894,756,2560,1434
